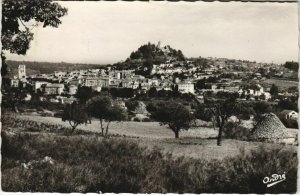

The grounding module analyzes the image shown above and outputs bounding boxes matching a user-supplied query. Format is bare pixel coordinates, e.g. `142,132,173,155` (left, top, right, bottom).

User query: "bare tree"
208,98,239,146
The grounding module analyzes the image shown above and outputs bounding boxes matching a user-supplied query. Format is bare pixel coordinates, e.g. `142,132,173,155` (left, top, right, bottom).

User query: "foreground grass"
1,129,297,193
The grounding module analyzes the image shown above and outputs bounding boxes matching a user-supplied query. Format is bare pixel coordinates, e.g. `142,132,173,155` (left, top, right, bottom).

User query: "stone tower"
157,41,161,49
18,64,26,80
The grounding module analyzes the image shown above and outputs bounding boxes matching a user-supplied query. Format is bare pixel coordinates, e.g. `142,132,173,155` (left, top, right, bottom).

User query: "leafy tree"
151,102,193,138
2,87,27,112
194,104,211,121
2,0,67,75
75,86,94,103
238,104,255,120
177,50,185,61
207,98,240,146
284,61,298,72
270,84,279,98
62,102,90,134
216,91,239,100
287,86,298,93
278,98,298,112
109,88,134,98
195,78,206,89
148,87,157,97
88,96,127,137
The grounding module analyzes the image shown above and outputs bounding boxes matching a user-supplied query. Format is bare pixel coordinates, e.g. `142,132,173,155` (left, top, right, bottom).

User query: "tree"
151,102,193,138
278,98,298,112
109,88,134,98
88,96,127,137
2,87,27,112
75,86,94,103
62,102,90,134
194,104,211,122
2,0,67,56
270,84,279,98
148,87,157,97
207,98,239,146
1,0,68,101
195,78,206,89
284,61,298,72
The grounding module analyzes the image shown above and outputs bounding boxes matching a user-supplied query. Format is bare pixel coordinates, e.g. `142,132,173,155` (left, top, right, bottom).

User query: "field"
2,113,298,193
261,78,298,91
17,114,297,160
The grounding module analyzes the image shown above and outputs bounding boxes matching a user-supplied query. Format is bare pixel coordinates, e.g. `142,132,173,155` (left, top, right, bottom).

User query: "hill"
113,42,186,73
6,60,106,76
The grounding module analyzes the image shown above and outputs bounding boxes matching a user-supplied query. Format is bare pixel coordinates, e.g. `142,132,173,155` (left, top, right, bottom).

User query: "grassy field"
2,128,298,193
18,115,217,139
16,114,297,160
261,78,298,91
2,113,298,193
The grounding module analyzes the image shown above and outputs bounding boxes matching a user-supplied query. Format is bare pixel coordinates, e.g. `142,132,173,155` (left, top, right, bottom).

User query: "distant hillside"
113,42,186,73
6,60,106,76
129,42,185,62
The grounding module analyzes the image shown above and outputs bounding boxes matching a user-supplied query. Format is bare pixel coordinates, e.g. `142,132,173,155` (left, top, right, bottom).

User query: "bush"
223,122,250,140
142,118,151,122
1,130,297,193
133,117,141,122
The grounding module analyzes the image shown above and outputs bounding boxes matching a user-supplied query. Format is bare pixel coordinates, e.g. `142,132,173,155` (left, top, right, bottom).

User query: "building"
68,85,78,95
84,77,100,87
92,86,102,92
99,77,110,87
10,79,19,88
178,81,195,94
34,81,49,93
18,64,26,80
44,83,64,95
54,71,66,78
278,110,299,120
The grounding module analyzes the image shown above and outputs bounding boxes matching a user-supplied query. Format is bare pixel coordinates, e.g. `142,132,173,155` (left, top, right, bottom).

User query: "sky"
5,1,298,64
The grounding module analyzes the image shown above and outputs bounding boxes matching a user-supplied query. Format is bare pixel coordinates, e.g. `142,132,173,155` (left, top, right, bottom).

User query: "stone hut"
249,113,297,145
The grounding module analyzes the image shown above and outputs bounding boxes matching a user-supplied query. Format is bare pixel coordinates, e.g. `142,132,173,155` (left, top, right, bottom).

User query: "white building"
279,110,299,120
10,79,19,88
44,83,64,95
69,85,78,95
34,81,49,93
178,81,195,94
18,64,26,80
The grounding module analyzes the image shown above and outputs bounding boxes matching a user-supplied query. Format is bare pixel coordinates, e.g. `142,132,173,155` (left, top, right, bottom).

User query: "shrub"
142,118,151,122
223,121,250,140
1,130,297,193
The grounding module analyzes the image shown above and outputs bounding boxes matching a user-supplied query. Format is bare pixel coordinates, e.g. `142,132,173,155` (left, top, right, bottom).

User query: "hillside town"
2,0,299,193
5,43,298,131
8,43,298,108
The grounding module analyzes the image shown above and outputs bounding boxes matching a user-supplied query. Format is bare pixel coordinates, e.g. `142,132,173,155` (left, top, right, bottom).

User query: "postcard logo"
263,172,286,187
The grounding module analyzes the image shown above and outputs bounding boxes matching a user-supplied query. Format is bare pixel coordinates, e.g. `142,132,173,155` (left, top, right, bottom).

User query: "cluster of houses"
10,65,195,97
10,56,297,103
8,60,299,128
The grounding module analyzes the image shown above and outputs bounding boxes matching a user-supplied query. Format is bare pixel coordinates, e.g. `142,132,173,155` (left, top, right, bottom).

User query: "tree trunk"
175,131,179,139
217,126,223,146
69,121,78,134
71,125,77,134
105,121,110,138
212,118,215,130
100,119,104,136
